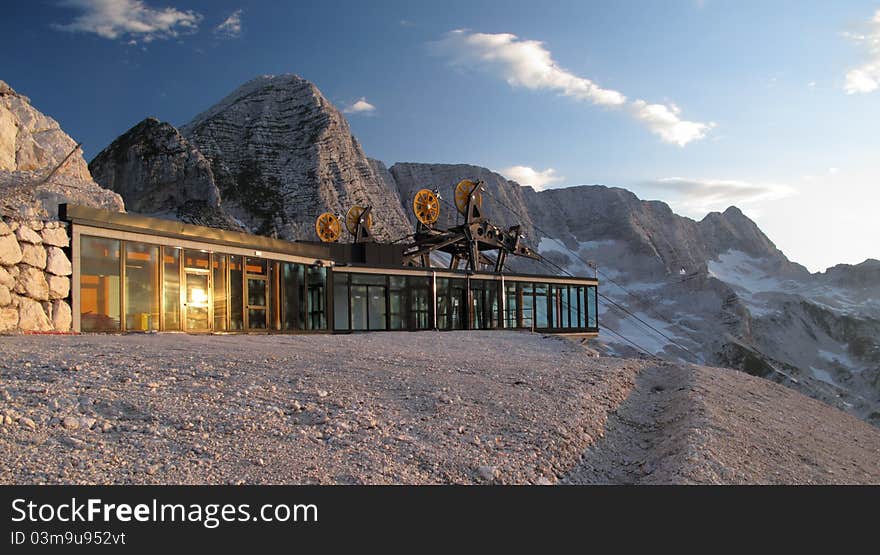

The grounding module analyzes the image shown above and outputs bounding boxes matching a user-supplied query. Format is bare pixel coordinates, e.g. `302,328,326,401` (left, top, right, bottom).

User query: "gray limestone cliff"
89,118,241,230
179,75,411,241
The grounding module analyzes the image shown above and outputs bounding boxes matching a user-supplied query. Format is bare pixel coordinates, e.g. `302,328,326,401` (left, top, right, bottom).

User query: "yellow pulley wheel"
345,205,373,236
454,179,482,216
412,188,440,226
315,212,342,242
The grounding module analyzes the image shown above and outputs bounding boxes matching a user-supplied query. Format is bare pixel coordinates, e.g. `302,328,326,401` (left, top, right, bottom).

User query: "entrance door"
184,271,211,331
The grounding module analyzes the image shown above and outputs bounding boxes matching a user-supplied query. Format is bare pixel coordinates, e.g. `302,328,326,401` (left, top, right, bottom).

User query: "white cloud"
53,0,202,43
643,177,796,216
214,8,242,39
500,166,565,190
844,9,880,94
629,100,714,147
343,97,376,115
430,29,713,146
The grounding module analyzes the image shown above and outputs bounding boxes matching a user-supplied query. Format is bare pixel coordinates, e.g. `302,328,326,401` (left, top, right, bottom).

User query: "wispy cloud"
53,0,202,43
430,29,714,146
214,8,242,39
642,177,796,216
844,9,880,94
500,166,564,191
343,97,376,115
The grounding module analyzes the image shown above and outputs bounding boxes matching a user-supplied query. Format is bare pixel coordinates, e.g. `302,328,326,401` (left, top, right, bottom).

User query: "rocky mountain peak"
179,74,411,240
88,117,239,230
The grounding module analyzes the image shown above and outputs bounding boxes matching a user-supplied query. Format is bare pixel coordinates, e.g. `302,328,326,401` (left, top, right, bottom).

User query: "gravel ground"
1,332,878,484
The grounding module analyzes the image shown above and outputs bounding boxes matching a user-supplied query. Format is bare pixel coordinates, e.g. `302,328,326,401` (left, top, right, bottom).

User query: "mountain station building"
61,204,599,336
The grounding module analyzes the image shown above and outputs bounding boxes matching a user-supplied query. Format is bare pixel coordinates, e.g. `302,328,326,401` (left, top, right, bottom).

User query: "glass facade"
76,235,598,335
80,236,121,332
124,242,159,331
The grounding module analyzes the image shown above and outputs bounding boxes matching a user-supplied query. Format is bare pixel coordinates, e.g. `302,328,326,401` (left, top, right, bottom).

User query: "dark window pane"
162,247,180,331
248,278,267,307
369,285,387,330
248,308,267,329
505,283,518,328
245,257,267,275
307,266,327,330
124,242,159,331
389,285,405,330
229,256,243,330
351,285,367,330
282,263,302,330
351,273,386,286
521,283,534,329
410,276,431,330
436,278,449,329
333,273,349,331
80,236,121,332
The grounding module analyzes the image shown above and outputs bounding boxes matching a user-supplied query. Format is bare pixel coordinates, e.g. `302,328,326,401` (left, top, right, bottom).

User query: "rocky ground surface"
0,332,878,485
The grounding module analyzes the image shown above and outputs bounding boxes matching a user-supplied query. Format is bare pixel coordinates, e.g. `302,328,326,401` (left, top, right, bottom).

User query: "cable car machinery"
314,179,540,272
403,179,540,272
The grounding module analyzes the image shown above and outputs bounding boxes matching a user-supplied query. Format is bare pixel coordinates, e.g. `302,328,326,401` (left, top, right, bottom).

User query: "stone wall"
0,218,72,333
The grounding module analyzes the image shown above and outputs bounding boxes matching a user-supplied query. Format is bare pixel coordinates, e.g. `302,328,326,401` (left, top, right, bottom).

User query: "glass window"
487,280,500,329
534,283,548,328
245,257,267,275
351,284,367,331
436,278,450,330
247,309,267,329
471,280,485,330
162,247,180,331
213,255,227,331
307,266,327,330
449,278,466,330
389,276,405,330
333,273,349,331
80,236,121,332
124,242,159,331
505,283,518,328
229,256,243,330
247,278,267,307
281,263,304,331
184,250,210,271
409,276,431,330
587,285,598,328
369,283,387,330
185,272,210,330
567,286,577,328
521,282,534,329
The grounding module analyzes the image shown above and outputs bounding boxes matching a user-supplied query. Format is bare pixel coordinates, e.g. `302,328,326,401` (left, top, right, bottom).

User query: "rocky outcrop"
89,118,242,231
0,80,124,219
180,74,411,241
0,218,72,333
386,162,806,279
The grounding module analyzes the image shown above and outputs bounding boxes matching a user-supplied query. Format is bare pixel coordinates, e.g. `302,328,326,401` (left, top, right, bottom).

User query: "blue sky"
2,1,879,271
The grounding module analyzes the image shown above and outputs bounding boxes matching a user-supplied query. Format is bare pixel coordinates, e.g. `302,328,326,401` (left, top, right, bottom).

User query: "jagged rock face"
820,259,880,289
89,118,241,231
0,80,124,219
387,163,803,280
180,74,411,241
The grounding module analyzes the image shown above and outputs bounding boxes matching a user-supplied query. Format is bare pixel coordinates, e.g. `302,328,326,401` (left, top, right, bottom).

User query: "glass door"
184,272,211,331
